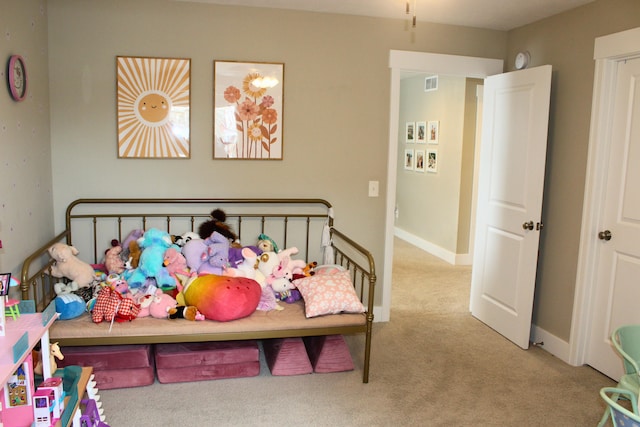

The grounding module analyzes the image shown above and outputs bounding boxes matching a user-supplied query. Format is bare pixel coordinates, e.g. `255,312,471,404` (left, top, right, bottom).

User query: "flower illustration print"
260,95,275,109
262,108,277,125
224,86,241,103
238,99,259,121
214,62,283,159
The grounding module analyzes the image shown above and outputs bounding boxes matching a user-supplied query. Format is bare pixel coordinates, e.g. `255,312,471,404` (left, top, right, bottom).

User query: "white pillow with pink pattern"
293,270,365,318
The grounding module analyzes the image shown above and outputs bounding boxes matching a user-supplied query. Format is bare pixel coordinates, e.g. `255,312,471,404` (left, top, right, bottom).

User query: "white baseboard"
530,324,573,365
373,305,387,322
394,227,472,266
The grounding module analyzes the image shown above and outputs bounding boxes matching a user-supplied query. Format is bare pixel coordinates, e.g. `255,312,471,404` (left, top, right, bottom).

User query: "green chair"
4,297,20,320
598,325,640,427
601,387,640,427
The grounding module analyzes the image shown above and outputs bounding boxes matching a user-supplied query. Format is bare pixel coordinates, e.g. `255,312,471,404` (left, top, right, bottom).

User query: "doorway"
382,50,503,321
394,73,482,265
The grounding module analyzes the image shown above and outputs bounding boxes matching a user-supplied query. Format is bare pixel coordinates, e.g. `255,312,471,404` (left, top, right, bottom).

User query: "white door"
470,65,552,349
585,56,640,380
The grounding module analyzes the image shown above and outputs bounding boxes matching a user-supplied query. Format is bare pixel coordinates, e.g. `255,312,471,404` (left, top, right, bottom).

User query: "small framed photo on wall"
427,120,439,144
415,150,425,172
416,121,426,143
0,272,10,296
406,122,415,143
427,149,438,173
404,149,415,170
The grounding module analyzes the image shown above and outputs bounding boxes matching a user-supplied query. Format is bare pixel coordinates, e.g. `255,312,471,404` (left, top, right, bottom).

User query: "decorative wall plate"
7,54,27,101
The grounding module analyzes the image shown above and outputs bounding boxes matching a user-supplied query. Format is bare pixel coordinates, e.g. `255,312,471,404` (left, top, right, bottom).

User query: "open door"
470,65,552,349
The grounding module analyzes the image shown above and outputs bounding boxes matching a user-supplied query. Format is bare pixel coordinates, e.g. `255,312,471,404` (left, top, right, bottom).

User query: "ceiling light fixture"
405,0,417,28
252,76,279,88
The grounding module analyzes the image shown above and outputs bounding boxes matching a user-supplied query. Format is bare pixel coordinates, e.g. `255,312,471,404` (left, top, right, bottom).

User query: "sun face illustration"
117,57,190,158
136,92,171,125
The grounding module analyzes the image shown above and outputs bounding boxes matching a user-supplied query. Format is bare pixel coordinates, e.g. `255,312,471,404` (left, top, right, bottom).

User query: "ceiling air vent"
424,75,438,92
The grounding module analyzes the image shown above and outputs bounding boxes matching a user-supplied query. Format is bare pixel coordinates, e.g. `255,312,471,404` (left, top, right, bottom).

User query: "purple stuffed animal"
182,231,229,275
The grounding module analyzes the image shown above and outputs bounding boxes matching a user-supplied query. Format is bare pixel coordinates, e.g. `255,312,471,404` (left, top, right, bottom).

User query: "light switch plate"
368,181,379,197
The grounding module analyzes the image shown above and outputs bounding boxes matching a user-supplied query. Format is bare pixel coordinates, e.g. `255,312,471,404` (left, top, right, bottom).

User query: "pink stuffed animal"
104,245,126,275
163,247,191,278
145,289,178,319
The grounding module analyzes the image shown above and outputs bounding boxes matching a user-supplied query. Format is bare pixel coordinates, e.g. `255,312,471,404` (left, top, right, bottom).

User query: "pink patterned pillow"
293,271,365,318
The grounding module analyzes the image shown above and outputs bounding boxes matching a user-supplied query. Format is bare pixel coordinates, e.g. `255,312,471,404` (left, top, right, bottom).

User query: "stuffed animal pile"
48,208,319,325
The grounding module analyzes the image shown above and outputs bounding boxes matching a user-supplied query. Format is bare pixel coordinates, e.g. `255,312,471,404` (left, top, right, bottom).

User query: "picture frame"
405,122,415,143
427,120,439,144
427,149,438,173
416,121,426,143
0,272,10,296
116,56,191,159
415,150,425,172
404,149,415,170
214,60,284,159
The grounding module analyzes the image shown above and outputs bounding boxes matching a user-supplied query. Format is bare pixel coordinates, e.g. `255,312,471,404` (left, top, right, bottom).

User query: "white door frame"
383,50,503,321
570,27,640,366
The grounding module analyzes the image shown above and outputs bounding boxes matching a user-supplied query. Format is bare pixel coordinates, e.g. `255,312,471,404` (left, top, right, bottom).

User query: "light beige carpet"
98,238,615,426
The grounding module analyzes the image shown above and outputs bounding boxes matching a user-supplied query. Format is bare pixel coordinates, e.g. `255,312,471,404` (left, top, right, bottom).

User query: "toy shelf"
1,312,57,427
0,313,57,385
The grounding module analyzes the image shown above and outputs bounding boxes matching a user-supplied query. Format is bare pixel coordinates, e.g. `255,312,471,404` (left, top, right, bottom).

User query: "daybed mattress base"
49,301,366,345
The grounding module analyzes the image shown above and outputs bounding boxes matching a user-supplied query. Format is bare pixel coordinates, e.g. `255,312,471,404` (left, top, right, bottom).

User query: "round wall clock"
7,54,27,101
514,51,530,70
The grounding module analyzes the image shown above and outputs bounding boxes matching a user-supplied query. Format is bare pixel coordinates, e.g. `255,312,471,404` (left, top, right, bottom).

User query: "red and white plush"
91,286,140,323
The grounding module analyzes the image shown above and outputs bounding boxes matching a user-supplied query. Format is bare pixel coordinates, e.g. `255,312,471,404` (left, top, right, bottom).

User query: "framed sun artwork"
214,60,284,159
116,56,191,158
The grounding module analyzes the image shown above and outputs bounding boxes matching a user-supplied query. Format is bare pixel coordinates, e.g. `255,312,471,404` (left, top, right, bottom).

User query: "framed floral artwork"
116,56,191,158
214,60,284,159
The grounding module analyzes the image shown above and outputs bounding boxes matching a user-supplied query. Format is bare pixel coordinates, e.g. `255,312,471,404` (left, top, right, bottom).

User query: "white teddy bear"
48,242,96,288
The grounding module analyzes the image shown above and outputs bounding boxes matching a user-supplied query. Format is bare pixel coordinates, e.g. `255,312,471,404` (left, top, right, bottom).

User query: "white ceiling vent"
424,75,439,92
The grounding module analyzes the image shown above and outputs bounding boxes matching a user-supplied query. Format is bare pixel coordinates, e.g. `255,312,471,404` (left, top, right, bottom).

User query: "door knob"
522,221,534,231
598,230,612,241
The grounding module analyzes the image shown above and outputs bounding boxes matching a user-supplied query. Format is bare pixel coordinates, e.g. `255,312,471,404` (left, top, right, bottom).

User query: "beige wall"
0,0,53,283
46,0,507,306
507,0,640,341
